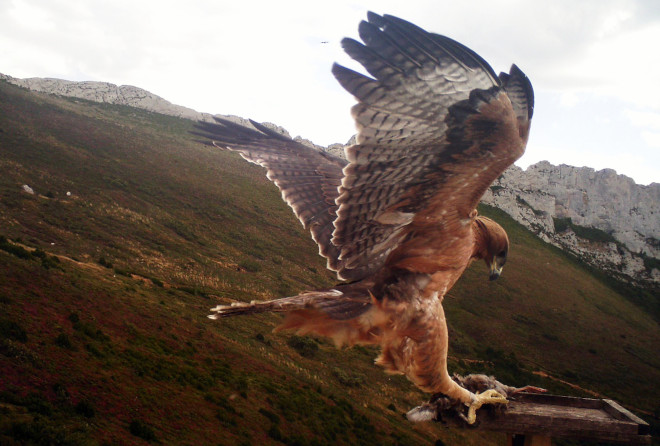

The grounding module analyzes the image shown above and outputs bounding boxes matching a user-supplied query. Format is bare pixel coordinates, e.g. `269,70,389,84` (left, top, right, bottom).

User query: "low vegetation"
553,217,618,244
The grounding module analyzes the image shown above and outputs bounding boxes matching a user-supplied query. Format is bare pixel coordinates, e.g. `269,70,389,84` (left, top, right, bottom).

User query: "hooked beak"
489,262,503,281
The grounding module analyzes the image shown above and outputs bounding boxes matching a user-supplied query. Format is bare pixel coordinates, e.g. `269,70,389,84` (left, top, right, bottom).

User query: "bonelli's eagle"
195,12,534,423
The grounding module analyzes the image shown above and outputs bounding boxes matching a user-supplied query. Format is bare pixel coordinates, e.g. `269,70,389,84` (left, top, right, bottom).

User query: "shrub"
85,343,104,358
98,256,113,268
75,400,95,418
641,253,660,272
255,333,271,345
32,248,47,259
542,332,560,342
0,319,28,342
553,217,571,233
55,333,73,349
40,254,61,270
23,393,54,415
259,408,280,424
113,267,131,277
0,238,32,259
7,419,78,444
129,420,157,442
516,195,544,216
571,224,617,243
553,217,617,243
332,368,364,388
267,425,283,441
287,335,318,358
176,286,208,298
238,259,261,272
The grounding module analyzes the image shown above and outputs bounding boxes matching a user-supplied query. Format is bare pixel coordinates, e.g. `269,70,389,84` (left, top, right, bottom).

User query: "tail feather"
208,286,377,347
208,289,347,320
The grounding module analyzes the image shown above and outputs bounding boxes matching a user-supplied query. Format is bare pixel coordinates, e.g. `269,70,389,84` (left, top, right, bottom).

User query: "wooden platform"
440,393,651,445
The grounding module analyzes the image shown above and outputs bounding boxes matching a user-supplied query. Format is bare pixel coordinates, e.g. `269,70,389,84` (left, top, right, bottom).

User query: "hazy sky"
2,0,659,185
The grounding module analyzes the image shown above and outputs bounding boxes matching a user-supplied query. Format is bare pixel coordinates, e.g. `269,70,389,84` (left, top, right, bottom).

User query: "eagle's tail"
208,287,376,347
208,289,345,319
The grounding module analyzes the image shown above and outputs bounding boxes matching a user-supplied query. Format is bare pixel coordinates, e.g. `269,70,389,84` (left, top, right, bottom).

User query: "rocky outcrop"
2,73,217,122
482,162,659,286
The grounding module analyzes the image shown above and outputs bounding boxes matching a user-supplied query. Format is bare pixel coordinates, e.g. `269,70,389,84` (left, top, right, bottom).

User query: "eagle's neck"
471,218,490,260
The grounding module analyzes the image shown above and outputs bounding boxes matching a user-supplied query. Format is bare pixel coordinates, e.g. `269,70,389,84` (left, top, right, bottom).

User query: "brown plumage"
194,12,533,424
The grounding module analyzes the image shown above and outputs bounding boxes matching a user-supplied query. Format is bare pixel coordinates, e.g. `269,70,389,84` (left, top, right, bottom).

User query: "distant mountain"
1,72,211,121
2,72,657,289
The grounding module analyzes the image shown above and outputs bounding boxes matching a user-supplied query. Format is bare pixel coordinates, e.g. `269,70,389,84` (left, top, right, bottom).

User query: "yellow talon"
466,389,508,424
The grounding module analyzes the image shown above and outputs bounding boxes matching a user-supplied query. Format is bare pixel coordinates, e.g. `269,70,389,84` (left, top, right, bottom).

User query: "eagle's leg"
402,299,507,424
424,367,508,425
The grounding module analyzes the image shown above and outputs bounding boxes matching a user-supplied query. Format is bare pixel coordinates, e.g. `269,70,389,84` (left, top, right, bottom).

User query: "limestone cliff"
482,162,659,287
1,73,214,122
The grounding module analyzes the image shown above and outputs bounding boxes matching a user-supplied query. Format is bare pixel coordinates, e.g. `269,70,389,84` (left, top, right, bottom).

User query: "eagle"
195,12,533,424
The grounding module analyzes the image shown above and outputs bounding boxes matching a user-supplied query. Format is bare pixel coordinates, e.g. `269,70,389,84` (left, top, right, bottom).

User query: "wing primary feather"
500,64,534,120
367,13,441,65
341,37,405,76
248,119,293,142
368,11,499,84
358,20,423,69
193,116,347,274
332,63,385,104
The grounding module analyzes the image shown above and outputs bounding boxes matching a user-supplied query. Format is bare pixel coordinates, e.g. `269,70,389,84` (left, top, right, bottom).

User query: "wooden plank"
602,399,651,435
436,393,651,445
526,436,551,446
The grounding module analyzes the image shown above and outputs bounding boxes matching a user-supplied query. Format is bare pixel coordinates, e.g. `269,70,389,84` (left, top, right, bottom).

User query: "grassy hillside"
0,80,657,445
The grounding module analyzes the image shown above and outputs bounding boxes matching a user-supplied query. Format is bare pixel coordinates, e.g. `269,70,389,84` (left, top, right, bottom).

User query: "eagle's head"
474,216,509,281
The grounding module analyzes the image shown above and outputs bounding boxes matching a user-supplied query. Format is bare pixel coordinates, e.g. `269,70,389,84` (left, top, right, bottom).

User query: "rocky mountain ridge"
482,162,659,287
0,73,330,151
2,72,657,287
1,72,212,121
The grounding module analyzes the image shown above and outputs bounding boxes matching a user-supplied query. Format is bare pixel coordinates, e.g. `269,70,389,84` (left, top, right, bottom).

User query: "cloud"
624,109,660,149
559,92,580,108
624,109,660,130
0,0,658,183
641,131,660,148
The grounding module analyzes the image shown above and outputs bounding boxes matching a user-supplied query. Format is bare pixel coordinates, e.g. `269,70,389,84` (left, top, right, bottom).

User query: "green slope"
0,80,657,445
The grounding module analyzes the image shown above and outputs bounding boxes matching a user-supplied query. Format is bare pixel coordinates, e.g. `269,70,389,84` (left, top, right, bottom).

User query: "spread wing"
193,118,348,272
331,12,534,280
194,12,533,283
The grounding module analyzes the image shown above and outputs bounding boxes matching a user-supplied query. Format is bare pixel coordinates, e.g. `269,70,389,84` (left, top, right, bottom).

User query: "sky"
1,0,659,185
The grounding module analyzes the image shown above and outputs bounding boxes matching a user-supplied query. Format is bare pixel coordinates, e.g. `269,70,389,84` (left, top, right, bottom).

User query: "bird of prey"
195,12,533,424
